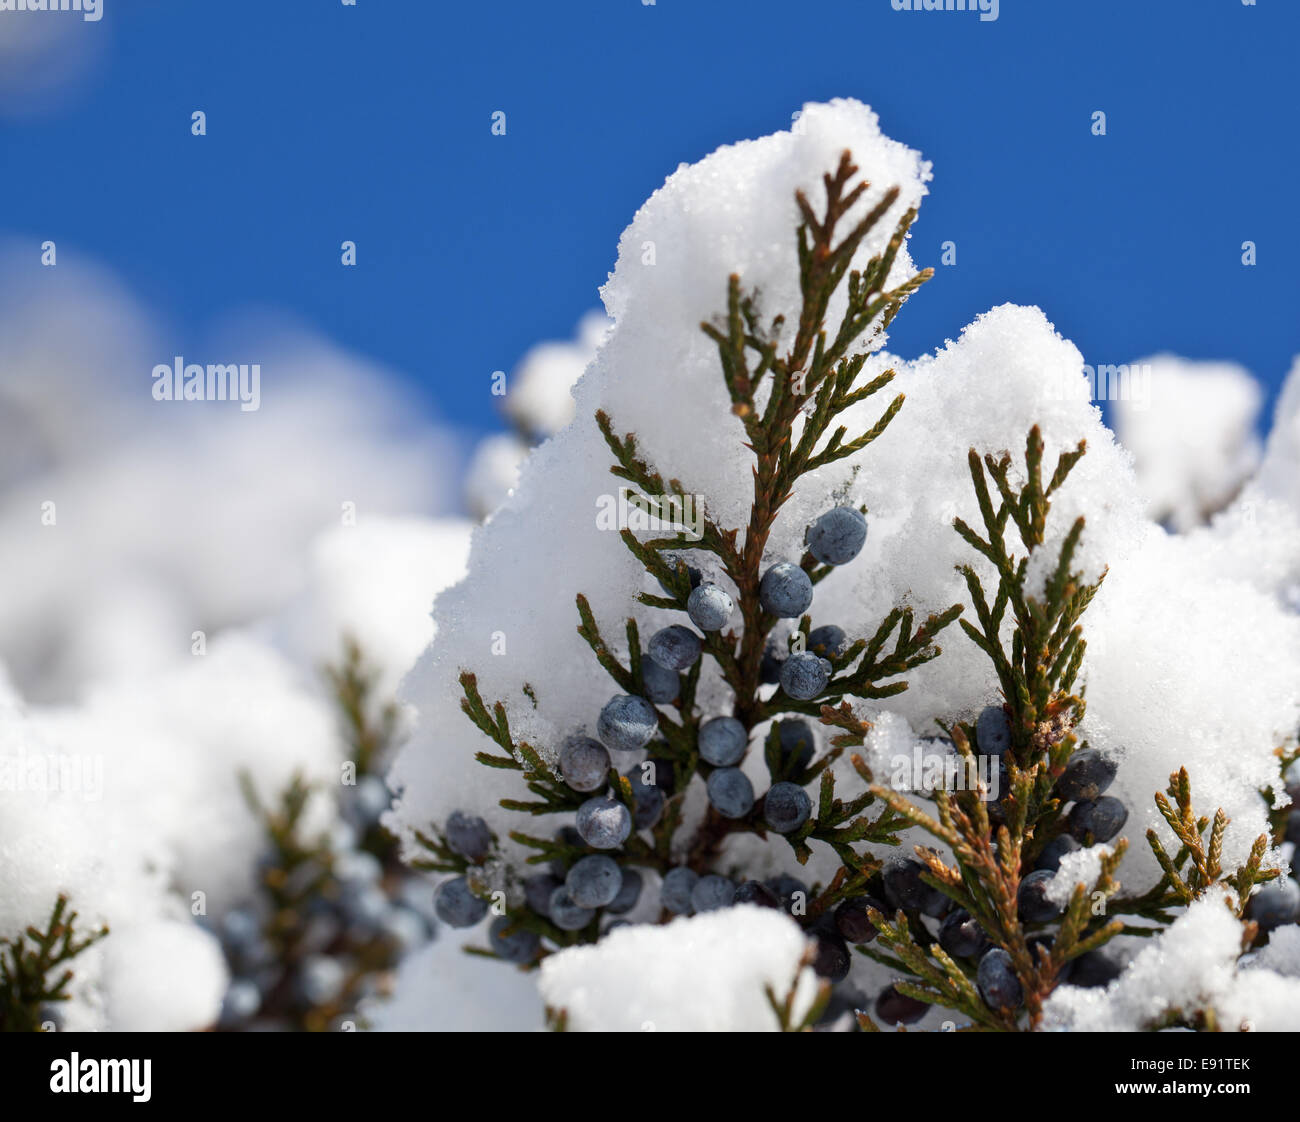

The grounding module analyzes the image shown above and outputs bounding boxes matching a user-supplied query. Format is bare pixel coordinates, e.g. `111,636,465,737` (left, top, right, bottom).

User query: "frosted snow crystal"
537,906,818,1031
1045,844,1112,907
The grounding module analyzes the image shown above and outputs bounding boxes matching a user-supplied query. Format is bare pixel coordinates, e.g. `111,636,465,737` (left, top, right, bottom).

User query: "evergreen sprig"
444,152,987,1023
953,427,1102,765
326,634,399,779
221,640,436,1031
766,951,832,1031
1109,768,1278,923
0,895,107,1033
860,429,1125,1030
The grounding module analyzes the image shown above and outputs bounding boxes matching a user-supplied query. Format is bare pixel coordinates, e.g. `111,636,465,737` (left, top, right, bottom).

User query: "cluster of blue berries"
433,506,879,967
216,776,436,1031
836,710,1131,1026
757,507,867,702
975,704,1128,852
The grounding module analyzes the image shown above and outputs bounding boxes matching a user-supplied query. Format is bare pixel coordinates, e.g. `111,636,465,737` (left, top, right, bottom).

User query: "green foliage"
861,427,1126,1029
224,640,424,1031
953,428,1100,765
0,894,106,1033
326,634,399,779
1111,767,1278,927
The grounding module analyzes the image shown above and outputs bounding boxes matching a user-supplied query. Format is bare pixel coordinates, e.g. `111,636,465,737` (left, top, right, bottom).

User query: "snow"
1076,526,1299,889
1045,845,1113,907
0,680,227,1031
464,433,529,520
365,925,547,1032
1044,891,1300,1032
1243,923,1300,977
97,919,229,1033
0,255,456,703
37,633,342,919
390,99,937,854
1111,356,1262,531
0,251,473,1026
24,513,476,932
270,516,473,701
537,906,819,1031
504,310,610,440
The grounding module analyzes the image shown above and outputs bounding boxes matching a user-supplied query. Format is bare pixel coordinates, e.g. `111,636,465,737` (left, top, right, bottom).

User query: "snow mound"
537,905,817,1031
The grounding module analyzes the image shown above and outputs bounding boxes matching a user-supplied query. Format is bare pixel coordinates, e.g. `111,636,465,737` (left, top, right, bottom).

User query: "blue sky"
5,0,1298,443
